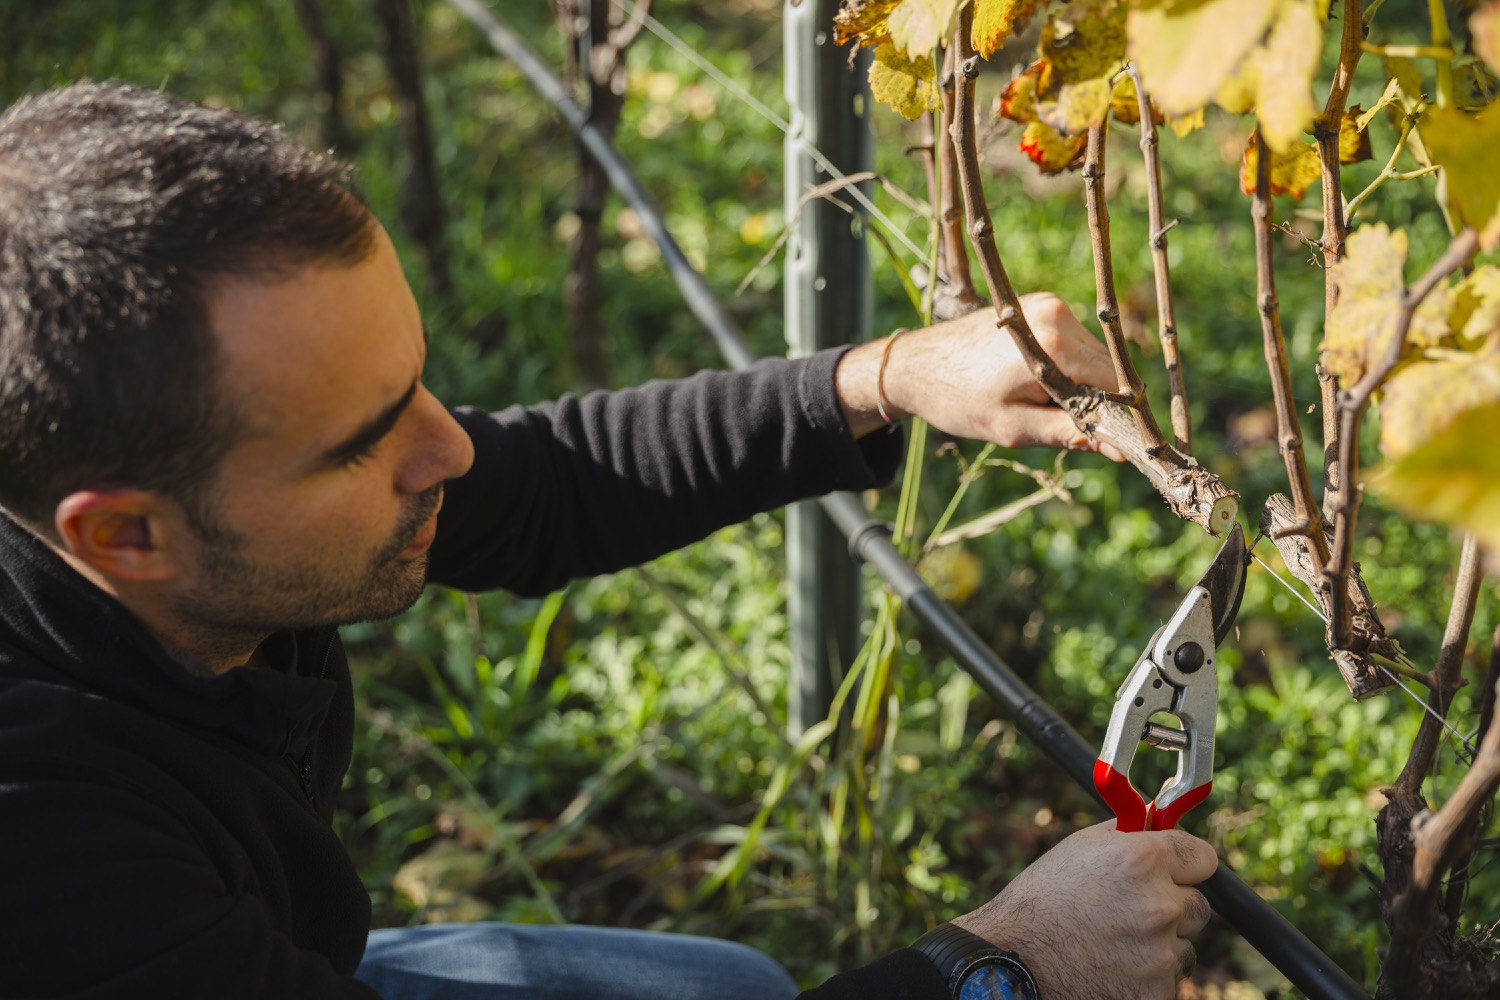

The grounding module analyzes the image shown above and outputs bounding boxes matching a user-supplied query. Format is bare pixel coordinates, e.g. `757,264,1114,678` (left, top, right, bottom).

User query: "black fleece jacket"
0,350,946,1000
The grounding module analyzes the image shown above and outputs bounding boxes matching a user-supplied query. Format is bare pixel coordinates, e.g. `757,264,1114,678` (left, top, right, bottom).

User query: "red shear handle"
1094,760,1212,832
1093,760,1148,833
1144,782,1212,832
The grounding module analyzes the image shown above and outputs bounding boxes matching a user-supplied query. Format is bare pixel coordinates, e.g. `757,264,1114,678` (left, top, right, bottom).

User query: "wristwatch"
911,923,1041,1000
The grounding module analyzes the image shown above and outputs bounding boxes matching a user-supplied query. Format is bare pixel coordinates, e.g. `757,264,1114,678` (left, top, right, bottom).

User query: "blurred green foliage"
4,1,1496,995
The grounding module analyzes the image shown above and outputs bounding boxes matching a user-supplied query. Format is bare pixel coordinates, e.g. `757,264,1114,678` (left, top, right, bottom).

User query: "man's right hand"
951,820,1217,999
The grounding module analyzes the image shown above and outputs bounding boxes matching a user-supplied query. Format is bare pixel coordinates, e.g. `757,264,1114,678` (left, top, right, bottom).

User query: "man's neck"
54,546,268,675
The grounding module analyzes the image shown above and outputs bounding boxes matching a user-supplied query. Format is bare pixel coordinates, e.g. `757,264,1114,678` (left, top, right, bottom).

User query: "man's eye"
338,443,378,468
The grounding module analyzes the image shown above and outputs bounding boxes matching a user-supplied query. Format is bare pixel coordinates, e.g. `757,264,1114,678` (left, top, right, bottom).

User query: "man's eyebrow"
320,380,419,468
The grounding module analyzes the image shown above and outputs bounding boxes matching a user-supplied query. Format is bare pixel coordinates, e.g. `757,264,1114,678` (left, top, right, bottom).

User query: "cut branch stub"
1259,493,1397,700
1078,393,1238,534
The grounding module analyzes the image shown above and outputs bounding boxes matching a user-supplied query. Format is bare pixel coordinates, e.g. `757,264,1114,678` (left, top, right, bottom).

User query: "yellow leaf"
1380,58,1439,172
1037,76,1115,135
1356,77,1401,132
972,0,1043,59
1321,224,1409,386
834,0,902,48
1385,57,1426,115
888,0,961,58
1378,347,1500,459
1407,284,1454,351
919,544,985,604
1474,0,1500,79
1127,0,1277,117
1449,265,1500,350
1215,60,1258,116
1250,0,1322,152
1339,105,1373,164
998,62,1043,123
1167,108,1206,137
1239,132,1321,199
1374,400,1500,556
869,42,941,120
1109,73,1154,127
1033,0,1128,135
1422,105,1500,250
1019,120,1087,172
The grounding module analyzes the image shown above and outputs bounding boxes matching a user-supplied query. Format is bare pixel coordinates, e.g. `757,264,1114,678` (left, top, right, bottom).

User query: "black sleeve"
426,348,902,596
797,950,950,1000
0,772,381,1000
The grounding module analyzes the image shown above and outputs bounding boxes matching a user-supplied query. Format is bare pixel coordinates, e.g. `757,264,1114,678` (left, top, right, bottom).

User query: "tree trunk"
375,0,451,298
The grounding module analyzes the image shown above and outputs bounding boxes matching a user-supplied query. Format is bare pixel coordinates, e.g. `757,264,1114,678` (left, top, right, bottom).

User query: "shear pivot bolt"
1174,641,1205,673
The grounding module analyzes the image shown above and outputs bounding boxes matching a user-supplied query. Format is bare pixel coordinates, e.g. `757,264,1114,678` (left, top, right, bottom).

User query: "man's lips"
397,498,442,558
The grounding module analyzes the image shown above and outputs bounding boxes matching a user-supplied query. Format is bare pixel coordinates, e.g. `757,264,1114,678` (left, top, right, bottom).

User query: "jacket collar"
0,511,337,756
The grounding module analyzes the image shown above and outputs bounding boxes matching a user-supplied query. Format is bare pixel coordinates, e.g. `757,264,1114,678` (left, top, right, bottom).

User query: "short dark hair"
0,81,376,533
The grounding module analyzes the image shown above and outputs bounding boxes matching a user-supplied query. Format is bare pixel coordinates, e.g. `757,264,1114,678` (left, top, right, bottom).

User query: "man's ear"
53,490,181,583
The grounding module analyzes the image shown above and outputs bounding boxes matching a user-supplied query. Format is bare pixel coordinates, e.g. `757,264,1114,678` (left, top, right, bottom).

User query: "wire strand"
1251,552,1329,622
1250,554,1476,755
612,0,930,263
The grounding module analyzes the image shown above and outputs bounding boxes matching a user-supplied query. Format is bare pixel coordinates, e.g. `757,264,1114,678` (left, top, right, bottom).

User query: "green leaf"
869,42,941,120
972,0,1043,58
1320,224,1409,386
1421,105,1500,250
1127,0,1276,117
1378,347,1500,460
888,0,961,58
1374,399,1500,557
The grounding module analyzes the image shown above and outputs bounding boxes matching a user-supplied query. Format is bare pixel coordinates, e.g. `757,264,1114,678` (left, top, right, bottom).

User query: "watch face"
957,960,1037,1000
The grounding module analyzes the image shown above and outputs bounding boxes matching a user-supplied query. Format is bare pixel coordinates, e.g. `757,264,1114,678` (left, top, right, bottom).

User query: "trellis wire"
611,0,928,263
1252,551,1477,756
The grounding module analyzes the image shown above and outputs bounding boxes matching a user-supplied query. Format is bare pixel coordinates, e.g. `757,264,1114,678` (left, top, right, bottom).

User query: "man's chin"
334,554,431,627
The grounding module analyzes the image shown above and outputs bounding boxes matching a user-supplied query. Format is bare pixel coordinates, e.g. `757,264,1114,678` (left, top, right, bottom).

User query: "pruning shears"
1093,523,1249,832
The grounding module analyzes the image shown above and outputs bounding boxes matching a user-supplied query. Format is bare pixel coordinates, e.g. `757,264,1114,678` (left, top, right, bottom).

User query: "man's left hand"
835,292,1122,459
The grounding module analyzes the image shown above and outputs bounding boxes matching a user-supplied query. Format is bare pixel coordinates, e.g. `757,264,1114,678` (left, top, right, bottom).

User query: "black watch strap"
911,923,1041,1000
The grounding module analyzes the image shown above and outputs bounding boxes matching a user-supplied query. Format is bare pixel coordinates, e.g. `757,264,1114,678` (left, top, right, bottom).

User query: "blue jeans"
356,923,801,1000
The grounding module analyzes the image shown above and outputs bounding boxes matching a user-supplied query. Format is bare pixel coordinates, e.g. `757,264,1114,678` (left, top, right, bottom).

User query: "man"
0,82,1214,1000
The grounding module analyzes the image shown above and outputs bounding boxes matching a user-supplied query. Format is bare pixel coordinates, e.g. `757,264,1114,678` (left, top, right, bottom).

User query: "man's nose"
399,388,475,494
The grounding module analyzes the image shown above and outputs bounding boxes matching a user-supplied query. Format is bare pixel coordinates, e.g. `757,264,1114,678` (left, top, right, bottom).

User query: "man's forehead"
204,231,424,449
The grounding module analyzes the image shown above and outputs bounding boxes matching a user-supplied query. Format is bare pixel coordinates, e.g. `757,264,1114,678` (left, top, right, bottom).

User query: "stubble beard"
171,484,444,661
